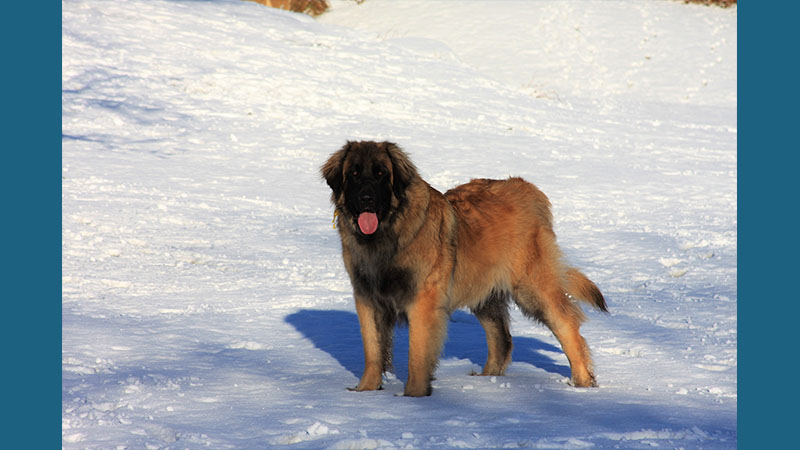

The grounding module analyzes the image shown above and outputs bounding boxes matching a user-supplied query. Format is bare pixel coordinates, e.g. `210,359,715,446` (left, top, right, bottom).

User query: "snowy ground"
62,0,737,448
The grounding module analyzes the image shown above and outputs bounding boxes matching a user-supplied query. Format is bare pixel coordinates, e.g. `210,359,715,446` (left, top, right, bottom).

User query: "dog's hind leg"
470,291,513,376
513,267,597,387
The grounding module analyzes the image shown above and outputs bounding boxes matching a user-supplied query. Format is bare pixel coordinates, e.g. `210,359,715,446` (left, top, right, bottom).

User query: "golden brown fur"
322,141,607,397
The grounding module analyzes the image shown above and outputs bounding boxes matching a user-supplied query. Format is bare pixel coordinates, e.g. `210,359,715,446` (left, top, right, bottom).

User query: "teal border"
4,1,62,447
739,1,795,447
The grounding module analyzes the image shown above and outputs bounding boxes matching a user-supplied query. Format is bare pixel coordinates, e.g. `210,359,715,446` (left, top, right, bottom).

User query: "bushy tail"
566,268,608,312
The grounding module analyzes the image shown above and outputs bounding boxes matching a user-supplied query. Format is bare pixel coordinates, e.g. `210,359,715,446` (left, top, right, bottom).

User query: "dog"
321,141,607,397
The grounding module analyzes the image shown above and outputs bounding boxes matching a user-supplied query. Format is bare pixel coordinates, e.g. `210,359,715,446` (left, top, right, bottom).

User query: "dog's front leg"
352,296,384,391
404,287,448,397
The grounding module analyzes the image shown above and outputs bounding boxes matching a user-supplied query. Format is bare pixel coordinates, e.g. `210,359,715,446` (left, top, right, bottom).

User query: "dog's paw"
570,373,598,388
347,385,383,392
472,370,505,377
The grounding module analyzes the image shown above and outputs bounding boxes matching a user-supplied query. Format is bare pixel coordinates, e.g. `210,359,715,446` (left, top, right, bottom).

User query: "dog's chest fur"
348,242,416,311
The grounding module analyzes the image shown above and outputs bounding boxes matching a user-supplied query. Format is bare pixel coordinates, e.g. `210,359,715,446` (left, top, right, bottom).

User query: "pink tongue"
357,212,379,235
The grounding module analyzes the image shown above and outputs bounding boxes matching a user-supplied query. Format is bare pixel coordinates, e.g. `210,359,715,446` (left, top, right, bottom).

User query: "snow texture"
62,0,736,448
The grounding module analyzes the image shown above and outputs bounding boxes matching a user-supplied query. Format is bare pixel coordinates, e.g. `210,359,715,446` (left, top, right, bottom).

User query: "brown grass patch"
246,0,329,17
683,0,736,7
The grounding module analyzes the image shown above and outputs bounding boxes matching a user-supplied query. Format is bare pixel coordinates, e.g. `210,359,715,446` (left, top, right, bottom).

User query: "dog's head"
321,141,418,238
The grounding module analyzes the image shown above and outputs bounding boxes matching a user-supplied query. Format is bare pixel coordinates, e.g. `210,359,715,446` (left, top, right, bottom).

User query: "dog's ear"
384,142,418,197
321,142,351,200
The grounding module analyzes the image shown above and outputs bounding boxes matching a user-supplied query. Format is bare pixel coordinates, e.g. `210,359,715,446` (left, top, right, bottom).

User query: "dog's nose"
360,194,375,209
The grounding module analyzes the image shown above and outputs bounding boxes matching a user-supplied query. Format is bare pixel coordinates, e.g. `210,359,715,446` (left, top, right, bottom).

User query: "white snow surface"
62,0,737,448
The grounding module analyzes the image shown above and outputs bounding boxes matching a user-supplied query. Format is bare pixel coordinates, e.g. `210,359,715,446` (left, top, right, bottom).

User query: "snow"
62,0,736,448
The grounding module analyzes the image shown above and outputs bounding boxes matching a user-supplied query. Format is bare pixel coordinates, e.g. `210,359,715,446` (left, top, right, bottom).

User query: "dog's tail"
565,268,608,312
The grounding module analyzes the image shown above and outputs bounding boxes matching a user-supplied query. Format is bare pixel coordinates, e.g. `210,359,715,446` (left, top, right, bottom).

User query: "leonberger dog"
322,140,607,397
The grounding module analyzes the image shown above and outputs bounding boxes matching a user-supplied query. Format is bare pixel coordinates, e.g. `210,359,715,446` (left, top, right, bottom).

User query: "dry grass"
246,0,329,17
683,0,736,7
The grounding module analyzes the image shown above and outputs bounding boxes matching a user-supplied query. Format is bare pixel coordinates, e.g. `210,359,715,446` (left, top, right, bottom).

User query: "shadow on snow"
284,308,570,381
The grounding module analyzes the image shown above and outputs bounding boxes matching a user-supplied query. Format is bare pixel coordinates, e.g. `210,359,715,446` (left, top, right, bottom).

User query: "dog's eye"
375,167,385,177
349,168,359,177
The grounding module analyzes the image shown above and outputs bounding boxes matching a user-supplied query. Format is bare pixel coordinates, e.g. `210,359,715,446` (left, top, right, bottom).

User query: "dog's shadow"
284,309,570,381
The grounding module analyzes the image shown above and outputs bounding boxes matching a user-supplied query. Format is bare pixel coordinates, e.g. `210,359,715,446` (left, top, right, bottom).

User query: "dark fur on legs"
471,291,513,376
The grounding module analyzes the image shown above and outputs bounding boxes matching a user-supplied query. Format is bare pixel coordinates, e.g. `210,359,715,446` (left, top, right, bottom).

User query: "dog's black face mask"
343,156,393,237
